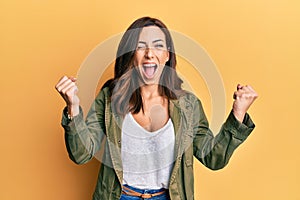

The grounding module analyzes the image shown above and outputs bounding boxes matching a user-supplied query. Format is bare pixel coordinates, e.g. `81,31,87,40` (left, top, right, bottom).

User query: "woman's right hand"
55,76,80,117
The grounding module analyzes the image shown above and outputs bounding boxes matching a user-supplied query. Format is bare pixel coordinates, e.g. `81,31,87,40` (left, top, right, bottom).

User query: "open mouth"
142,63,158,78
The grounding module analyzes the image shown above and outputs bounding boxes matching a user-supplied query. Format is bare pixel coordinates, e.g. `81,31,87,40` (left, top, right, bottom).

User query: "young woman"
55,17,258,200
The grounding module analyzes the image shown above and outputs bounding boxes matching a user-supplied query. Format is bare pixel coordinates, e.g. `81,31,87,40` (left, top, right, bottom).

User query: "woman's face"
134,26,169,85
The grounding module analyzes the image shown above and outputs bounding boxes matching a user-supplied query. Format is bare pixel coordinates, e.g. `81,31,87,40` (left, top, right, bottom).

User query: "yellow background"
1,0,299,199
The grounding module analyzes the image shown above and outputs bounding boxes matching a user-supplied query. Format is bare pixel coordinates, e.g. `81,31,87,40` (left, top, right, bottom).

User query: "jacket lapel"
105,99,123,184
169,99,184,184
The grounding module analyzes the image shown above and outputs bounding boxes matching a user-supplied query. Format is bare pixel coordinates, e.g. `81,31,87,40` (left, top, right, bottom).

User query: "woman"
55,17,258,200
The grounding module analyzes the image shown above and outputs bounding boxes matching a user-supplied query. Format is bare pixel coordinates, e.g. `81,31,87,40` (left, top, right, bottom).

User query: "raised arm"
55,76,106,164
193,84,258,170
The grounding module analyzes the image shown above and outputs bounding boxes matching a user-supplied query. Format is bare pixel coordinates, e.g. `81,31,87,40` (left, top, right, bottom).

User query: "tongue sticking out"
144,66,156,77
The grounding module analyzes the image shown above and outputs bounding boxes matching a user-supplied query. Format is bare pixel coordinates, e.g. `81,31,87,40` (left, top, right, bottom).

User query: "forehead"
138,26,166,42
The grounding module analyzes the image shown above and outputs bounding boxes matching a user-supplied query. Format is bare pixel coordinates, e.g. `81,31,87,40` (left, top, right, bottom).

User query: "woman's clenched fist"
232,84,258,122
55,76,80,117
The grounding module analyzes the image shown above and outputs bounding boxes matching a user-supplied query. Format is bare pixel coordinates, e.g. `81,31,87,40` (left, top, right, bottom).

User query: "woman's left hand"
232,84,258,122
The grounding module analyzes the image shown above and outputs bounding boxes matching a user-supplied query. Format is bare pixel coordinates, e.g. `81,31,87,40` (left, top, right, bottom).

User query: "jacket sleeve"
192,97,255,170
61,89,107,164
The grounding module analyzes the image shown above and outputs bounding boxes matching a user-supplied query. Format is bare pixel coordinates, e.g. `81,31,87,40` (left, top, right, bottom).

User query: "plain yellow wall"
1,0,299,199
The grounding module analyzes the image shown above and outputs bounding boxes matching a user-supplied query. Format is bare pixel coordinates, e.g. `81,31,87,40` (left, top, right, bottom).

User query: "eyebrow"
138,39,165,44
153,39,164,43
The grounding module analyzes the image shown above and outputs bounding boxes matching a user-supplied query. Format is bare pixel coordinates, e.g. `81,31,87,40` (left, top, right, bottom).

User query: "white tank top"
121,112,175,189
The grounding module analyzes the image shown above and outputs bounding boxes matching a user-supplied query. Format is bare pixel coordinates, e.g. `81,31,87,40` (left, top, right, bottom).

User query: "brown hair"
107,16,184,115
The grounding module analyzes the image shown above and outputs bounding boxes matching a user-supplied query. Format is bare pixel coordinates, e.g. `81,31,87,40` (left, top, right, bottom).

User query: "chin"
141,77,159,86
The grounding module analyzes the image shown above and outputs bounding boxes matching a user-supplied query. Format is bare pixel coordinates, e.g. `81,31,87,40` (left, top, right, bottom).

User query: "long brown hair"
107,17,184,115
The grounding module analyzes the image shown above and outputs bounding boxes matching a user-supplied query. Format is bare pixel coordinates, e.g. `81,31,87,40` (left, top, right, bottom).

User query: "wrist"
67,104,80,118
232,109,246,123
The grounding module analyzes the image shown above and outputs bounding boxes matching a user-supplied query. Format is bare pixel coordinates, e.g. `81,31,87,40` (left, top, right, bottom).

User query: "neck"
140,84,160,99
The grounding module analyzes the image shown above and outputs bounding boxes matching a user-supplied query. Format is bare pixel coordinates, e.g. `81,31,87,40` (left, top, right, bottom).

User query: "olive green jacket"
61,87,255,200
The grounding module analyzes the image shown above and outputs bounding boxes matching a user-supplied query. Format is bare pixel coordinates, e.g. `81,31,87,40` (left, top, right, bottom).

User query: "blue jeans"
120,185,170,200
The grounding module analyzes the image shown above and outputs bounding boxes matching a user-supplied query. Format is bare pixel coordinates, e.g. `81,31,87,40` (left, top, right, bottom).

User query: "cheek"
157,52,168,64
133,53,142,65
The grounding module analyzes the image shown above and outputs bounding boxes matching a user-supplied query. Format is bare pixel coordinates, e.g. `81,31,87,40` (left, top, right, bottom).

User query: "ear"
166,51,169,62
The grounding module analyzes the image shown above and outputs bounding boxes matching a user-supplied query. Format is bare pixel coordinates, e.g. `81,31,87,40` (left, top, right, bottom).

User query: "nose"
145,47,154,59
